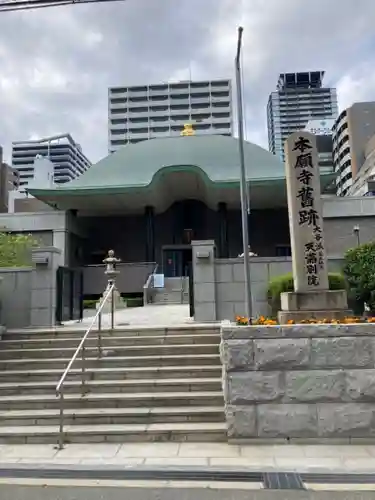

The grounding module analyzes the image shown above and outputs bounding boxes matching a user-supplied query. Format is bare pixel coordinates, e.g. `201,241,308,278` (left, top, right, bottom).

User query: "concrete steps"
0,344,219,359
4,326,219,340
0,324,226,444
0,365,222,382
0,354,221,370
0,406,225,427
0,333,219,349
0,391,224,410
152,277,189,305
0,422,227,444
0,377,222,395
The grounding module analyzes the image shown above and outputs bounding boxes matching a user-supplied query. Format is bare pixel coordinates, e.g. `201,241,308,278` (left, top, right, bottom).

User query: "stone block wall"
221,323,375,441
191,238,345,322
0,268,32,328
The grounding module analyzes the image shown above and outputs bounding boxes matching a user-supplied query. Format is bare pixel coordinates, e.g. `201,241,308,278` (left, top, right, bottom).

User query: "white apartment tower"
108,79,233,153
267,71,338,162
11,134,92,189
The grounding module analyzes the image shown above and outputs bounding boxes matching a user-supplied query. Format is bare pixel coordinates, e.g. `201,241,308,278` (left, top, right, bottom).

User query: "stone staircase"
0,325,225,444
152,277,189,305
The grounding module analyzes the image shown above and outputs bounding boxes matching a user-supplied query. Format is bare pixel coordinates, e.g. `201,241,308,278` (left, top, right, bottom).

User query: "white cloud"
0,0,375,163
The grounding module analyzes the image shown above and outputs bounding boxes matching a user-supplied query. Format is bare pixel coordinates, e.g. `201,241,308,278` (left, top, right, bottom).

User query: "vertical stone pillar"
218,202,229,258
285,132,328,292
145,206,155,262
53,230,67,266
191,240,217,322
279,132,348,323
30,247,62,328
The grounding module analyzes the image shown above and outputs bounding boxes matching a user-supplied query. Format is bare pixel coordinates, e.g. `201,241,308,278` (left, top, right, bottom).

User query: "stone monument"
278,132,349,323
97,250,125,313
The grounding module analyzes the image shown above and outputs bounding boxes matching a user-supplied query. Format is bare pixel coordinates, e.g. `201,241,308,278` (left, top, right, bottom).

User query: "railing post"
111,284,115,331
81,344,86,394
58,391,65,450
98,310,102,358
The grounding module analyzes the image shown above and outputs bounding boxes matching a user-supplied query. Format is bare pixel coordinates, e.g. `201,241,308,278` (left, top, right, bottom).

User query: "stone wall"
191,239,345,322
0,247,63,329
221,323,375,441
0,268,32,328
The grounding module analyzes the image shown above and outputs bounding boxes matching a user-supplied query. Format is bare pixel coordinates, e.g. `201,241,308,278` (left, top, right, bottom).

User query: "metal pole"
235,26,252,321
98,310,102,358
81,344,86,394
58,391,64,450
111,284,115,330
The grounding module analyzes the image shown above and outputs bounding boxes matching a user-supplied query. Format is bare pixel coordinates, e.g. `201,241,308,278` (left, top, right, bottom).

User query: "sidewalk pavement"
1,442,375,473
63,304,193,329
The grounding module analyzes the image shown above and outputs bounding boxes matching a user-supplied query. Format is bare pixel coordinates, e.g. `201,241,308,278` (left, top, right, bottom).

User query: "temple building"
25,126,334,281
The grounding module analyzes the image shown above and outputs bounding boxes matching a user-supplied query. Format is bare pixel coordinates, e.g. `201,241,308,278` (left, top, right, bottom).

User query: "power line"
0,0,126,12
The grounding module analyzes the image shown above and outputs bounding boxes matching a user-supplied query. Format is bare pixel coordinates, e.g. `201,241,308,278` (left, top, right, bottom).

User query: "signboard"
304,119,334,136
153,274,165,288
284,132,329,292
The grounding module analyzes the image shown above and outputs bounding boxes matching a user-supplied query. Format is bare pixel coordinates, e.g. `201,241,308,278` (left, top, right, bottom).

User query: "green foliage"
125,297,143,308
0,232,38,268
83,299,97,310
267,272,346,316
343,243,375,312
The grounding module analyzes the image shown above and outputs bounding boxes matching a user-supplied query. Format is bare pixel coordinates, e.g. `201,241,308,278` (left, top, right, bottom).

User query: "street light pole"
235,26,252,321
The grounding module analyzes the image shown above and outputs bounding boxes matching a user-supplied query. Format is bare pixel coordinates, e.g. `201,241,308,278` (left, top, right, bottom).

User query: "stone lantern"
97,250,125,313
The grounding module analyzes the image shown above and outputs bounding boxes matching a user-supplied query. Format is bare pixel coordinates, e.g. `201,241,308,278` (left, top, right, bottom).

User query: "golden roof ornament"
180,123,195,136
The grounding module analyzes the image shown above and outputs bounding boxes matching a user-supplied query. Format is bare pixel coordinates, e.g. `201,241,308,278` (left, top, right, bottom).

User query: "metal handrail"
143,263,158,304
56,282,115,449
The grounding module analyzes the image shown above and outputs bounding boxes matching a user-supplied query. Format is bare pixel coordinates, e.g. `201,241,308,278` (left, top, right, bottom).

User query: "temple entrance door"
163,246,192,278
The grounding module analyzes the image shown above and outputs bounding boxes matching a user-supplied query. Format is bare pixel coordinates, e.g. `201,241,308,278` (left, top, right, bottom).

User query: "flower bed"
235,315,375,326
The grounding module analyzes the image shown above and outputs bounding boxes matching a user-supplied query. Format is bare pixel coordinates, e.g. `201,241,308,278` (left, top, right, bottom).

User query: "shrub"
267,272,346,316
125,297,143,308
344,243,375,313
83,299,97,310
0,232,38,267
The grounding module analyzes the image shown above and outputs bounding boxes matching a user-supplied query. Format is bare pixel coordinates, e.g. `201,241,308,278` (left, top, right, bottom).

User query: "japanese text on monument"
293,136,325,287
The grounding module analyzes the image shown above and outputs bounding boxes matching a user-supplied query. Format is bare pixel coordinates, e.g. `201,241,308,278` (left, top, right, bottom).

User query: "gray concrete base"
278,289,350,324
97,286,126,313
280,290,348,311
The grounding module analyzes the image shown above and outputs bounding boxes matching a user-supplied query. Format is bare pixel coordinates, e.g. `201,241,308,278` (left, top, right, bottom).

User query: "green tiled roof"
48,135,285,191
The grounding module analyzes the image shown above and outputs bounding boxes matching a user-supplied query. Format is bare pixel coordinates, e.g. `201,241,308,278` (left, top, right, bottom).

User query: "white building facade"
332,102,375,196
12,134,91,189
108,79,233,153
346,134,375,197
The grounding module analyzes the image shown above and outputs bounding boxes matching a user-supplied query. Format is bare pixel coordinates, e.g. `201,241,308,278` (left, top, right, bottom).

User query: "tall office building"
11,134,91,189
267,71,338,161
332,102,375,196
108,79,233,153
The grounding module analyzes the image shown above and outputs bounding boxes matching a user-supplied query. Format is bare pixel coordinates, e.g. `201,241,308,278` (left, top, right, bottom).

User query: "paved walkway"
63,304,195,330
1,442,375,473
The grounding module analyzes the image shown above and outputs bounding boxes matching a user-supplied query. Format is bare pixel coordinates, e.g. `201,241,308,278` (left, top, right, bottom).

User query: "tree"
344,243,375,313
0,232,39,267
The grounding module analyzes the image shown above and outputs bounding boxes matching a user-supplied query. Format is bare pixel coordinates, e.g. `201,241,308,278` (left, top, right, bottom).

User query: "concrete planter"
221,323,375,442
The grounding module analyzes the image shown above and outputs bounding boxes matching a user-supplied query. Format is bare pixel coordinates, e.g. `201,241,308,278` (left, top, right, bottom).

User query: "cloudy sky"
1,0,375,164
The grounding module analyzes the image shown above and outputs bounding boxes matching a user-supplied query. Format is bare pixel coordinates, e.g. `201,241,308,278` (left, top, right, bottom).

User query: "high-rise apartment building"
267,71,338,161
108,79,232,153
332,102,375,196
12,133,91,189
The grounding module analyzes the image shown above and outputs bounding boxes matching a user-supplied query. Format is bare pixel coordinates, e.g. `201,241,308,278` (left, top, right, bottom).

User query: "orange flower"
264,319,277,325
